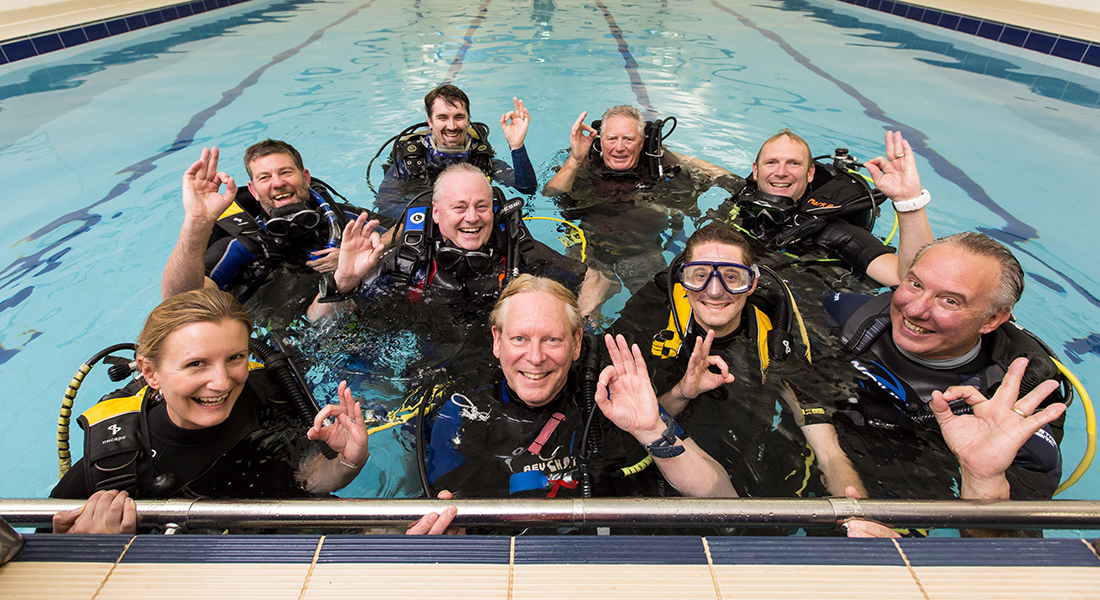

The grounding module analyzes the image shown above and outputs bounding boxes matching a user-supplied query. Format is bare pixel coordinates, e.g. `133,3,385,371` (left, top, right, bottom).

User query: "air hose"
248,339,318,425
58,343,137,478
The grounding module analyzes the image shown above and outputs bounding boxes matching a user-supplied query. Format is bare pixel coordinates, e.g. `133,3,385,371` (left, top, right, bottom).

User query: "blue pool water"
1,0,1098,530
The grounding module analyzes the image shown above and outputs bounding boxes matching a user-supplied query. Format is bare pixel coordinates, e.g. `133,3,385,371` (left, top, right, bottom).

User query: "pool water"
1,0,1098,531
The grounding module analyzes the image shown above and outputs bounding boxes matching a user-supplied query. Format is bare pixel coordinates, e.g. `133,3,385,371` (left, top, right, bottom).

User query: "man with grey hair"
819,231,1068,515
542,106,740,292
308,163,612,321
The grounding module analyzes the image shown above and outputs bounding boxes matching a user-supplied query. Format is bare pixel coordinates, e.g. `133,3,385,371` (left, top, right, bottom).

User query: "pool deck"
3,534,1100,599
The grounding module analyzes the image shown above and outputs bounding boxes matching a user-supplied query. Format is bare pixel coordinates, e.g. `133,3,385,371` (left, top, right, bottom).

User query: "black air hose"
249,339,317,424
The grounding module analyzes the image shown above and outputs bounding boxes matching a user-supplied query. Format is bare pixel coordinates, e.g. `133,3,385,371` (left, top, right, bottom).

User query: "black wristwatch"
317,272,352,303
643,412,686,459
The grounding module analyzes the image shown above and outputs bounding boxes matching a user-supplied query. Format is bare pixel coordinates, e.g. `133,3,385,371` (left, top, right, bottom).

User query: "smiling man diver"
161,140,386,304
372,85,537,220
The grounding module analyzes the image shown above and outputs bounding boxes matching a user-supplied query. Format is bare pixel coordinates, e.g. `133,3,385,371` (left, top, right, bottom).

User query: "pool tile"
0,52,8,65
879,1,895,15
105,18,129,36
31,33,64,55
891,2,908,17
999,26,1028,47
1083,44,1100,68
920,8,940,25
957,17,980,35
906,7,924,22
977,21,1004,41
125,15,147,31
161,7,179,22
2,39,37,62
84,22,109,41
59,28,88,48
145,10,164,26
191,2,208,15
1024,31,1056,54
938,13,960,31
1052,37,1087,62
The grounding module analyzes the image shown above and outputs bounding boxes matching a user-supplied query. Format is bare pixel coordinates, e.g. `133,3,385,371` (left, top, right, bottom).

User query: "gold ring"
1012,407,1027,418
895,153,906,159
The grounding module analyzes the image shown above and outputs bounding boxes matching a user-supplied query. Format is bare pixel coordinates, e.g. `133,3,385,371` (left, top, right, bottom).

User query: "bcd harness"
365,122,497,190
587,116,681,182
729,148,887,250
388,186,537,292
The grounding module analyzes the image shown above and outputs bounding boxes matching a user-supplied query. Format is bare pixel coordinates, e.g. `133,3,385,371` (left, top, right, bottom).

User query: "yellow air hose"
57,343,137,478
1053,357,1095,495
523,216,587,262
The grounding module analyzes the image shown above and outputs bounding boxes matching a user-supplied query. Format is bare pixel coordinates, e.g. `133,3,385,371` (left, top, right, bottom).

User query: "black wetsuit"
52,369,312,501
555,158,722,292
819,292,1065,501
426,375,659,500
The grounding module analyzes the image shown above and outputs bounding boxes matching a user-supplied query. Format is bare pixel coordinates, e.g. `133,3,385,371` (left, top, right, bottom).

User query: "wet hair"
755,128,812,166
136,289,253,366
433,163,491,204
600,105,645,138
913,232,1024,315
424,84,471,117
490,274,583,336
683,222,757,267
243,139,305,179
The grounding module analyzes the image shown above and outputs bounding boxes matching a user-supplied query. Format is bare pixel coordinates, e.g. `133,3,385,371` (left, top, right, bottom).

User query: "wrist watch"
892,188,931,212
317,272,352,303
643,413,686,459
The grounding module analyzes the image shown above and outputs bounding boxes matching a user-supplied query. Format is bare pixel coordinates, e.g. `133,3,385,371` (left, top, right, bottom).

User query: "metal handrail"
4,497,1100,530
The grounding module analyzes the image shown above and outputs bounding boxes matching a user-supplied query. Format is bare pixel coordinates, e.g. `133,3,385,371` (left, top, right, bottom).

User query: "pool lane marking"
891,538,931,600
90,534,136,600
442,0,492,85
708,0,1100,310
701,537,724,599
594,0,658,120
298,535,326,600
0,0,379,293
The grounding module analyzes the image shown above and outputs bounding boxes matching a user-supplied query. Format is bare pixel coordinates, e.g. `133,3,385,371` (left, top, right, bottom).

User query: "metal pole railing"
4,498,1100,530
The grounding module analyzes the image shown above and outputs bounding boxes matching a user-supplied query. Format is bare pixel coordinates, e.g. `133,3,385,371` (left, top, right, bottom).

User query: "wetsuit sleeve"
373,166,414,222
1006,423,1062,500
204,233,256,290
813,220,894,274
510,146,537,194
820,292,874,329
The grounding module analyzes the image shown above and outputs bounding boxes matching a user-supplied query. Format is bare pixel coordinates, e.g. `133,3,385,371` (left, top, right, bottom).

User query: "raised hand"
500,97,531,150
931,357,1066,497
333,212,384,292
52,489,139,534
182,147,237,226
864,130,921,202
677,330,736,401
594,334,664,440
567,110,598,163
307,380,369,470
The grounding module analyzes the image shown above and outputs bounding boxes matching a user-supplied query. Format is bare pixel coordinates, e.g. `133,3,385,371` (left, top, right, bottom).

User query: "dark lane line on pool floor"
0,0,381,359
442,0,492,85
594,0,658,119
708,0,1100,311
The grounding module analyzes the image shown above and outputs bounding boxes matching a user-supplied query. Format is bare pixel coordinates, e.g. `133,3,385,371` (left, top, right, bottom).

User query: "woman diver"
50,288,368,534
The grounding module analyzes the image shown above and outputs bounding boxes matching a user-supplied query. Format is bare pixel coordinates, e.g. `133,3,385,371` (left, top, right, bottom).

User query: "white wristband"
892,188,931,212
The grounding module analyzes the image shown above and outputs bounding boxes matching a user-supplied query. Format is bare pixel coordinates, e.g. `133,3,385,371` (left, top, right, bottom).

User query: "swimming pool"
1,0,1098,530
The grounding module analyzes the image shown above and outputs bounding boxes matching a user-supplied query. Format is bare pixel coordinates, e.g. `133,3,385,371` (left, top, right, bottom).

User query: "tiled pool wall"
3,0,1098,69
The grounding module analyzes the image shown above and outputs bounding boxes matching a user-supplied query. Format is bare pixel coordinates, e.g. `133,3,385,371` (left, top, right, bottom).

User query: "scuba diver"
161,140,388,306
405,275,734,534
612,222,865,499
819,232,1069,507
713,129,934,288
370,85,537,220
50,289,368,534
542,105,743,293
307,163,613,322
